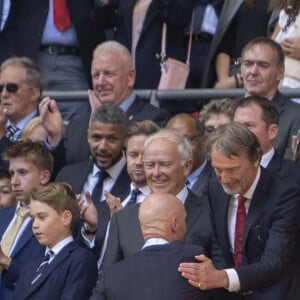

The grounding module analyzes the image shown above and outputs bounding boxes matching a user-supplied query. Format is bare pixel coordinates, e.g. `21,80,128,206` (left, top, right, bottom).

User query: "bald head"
138,193,186,243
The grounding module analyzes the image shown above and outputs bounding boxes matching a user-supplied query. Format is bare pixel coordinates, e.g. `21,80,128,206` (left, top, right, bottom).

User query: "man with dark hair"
179,122,300,300
233,95,300,186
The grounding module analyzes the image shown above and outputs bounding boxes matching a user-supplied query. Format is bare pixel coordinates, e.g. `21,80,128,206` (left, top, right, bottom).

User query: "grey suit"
102,191,212,268
272,91,300,160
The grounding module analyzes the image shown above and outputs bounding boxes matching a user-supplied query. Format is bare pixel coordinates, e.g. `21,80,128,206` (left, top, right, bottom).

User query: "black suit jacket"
208,167,300,300
272,91,300,160
266,150,300,187
91,242,210,300
102,190,212,268
55,159,131,253
61,96,170,165
14,241,98,300
0,0,105,86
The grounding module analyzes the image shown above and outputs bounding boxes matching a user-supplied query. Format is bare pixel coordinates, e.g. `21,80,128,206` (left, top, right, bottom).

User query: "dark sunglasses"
0,83,19,93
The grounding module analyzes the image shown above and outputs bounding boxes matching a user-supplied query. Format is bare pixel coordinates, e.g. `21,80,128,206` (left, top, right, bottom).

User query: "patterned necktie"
5,125,19,141
234,195,247,267
31,250,54,285
91,169,108,205
53,0,71,31
126,188,141,206
1,207,30,256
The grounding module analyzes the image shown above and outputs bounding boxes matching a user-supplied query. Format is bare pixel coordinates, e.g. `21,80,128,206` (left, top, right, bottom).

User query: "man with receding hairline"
91,193,209,300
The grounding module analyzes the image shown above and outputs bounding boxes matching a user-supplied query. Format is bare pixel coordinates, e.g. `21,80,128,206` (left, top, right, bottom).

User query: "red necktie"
53,0,72,31
234,195,247,267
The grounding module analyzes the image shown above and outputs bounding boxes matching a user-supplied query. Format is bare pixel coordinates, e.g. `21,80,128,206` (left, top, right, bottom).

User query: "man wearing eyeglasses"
0,57,41,167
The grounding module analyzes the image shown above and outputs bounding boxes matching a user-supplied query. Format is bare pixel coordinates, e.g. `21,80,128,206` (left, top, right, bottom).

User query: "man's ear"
40,170,51,185
62,210,72,227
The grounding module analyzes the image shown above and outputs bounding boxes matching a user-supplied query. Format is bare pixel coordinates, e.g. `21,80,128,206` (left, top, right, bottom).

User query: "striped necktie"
31,250,55,284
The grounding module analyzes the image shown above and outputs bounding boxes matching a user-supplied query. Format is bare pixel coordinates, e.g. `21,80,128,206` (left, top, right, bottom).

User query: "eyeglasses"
0,83,19,93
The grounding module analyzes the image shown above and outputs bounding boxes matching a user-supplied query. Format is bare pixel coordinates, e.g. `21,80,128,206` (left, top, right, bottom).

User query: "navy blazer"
91,242,210,300
0,0,105,86
0,207,44,300
208,168,300,300
57,96,170,166
55,158,131,255
102,191,212,268
14,241,98,300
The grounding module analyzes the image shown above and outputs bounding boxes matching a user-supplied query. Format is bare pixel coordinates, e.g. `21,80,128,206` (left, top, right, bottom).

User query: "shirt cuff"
224,268,241,292
80,227,95,248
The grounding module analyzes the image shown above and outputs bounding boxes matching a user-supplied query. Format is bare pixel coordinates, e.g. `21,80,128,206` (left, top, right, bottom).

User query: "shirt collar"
119,92,135,112
237,166,261,200
260,148,275,168
46,236,73,256
142,237,169,249
188,159,207,184
176,186,189,204
7,110,37,132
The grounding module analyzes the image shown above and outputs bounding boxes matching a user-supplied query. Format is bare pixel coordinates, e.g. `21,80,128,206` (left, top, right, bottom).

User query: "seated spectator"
20,117,47,142
199,98,234,135
40,40,170,165
14,182,98,300
0,168,16,209
90,193,210,300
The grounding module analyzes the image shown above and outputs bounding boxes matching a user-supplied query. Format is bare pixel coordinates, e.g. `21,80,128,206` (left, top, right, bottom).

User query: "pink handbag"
158,11,194,90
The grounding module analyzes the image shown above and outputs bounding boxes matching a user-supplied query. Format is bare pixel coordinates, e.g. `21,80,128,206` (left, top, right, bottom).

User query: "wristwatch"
83,222,97,235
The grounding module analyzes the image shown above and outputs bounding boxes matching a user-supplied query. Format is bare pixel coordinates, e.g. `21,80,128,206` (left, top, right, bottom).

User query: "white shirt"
45,236,73,263
260,148,275,168
225,167,261,292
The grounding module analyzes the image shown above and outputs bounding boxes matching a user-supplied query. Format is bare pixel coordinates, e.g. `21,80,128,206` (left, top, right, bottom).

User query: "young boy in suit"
15,182,98,300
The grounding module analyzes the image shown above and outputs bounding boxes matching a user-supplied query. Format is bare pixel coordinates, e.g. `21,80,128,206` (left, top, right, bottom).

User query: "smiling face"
91,51,135,105
143,138,192,195
241,44,284,99
88,121,125,169
0,66,39,124
31,200,72,249
211,147,259,195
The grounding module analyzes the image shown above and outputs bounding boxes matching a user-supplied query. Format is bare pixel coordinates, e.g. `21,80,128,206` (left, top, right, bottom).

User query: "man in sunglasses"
0,57,42,167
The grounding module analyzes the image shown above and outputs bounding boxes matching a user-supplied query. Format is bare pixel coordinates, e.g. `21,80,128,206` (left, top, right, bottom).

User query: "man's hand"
178,254,229,290
88,89,101,113
0,106,7,137
281,37,300,60
78,192,98,235
105,191,123,215
39,97,64,146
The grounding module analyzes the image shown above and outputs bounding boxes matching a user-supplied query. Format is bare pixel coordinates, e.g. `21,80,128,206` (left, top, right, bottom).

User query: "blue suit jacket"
55,158,131,256
91,242,210,300
14,241,98,300
0,207,44,300
208,167,300,300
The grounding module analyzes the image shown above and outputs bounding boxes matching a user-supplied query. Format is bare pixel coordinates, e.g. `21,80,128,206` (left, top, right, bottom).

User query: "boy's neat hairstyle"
3,140,54,174
31,182,79,230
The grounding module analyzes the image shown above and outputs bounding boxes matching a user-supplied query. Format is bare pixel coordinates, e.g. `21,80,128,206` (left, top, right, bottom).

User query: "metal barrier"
43,88,300,107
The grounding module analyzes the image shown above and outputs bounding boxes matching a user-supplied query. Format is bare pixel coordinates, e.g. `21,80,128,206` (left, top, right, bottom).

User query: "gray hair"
207,122,262,163
143,129,192,164
93,41,133,69
89,104,127,128
0,57,43,92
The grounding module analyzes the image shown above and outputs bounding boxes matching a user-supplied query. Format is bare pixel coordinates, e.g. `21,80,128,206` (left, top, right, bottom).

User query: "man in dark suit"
91,192,210,300
0,141,53,300
240,37,300,160
0,0,106,121
55,104,131,253
40,40,170,165
233,95,300,186
167,113,213,197
102,129,211,268
179,122,300,300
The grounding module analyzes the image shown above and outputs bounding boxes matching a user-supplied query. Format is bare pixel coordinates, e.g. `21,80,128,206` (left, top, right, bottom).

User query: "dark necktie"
53,0,71,31
91,169,108,205
126,188,141,206
5,125,18,141
234,195,247,267
31,250,54,284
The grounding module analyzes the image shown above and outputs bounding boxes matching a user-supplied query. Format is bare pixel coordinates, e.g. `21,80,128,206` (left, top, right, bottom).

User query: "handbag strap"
161,9,195,65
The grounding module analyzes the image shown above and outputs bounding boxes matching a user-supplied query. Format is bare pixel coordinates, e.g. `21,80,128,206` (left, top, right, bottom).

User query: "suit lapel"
126,96,143,125
140,2,160,35
25,241,76,298
110,166,131,200
184,191,202,233
266,151,281,172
